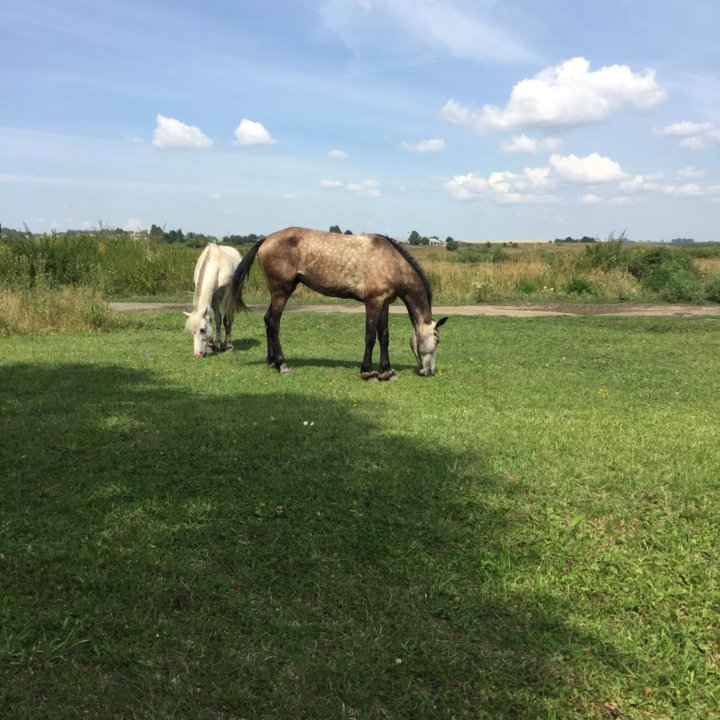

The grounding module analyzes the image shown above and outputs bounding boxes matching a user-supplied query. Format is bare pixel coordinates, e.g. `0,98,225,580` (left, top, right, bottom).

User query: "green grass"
1,311,719,719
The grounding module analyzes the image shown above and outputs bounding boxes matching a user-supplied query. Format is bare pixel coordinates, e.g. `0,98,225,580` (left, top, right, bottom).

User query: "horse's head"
410,316,448,376
183,310,213,357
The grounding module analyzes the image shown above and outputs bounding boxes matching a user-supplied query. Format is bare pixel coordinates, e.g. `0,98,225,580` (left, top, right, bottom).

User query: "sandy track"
110,301,720,317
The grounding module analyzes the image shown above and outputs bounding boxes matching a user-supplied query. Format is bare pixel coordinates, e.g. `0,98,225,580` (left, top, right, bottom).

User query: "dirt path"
110,301,720,317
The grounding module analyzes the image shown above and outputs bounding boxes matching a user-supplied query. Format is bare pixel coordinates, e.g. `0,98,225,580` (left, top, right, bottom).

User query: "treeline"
0,224,263,249
555,236,597,243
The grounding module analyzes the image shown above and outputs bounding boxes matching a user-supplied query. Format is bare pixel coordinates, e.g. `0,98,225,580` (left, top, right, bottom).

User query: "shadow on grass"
1,363,629,719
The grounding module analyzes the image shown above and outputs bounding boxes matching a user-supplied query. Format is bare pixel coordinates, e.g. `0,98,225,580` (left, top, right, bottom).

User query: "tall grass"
0,285,114,336
0,233,196,296
2,232,720,309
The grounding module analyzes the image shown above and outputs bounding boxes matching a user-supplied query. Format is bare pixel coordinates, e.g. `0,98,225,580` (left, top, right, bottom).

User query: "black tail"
222,238,264,315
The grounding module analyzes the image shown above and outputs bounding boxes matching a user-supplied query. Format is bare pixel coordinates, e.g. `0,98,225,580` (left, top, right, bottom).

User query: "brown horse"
223,227,447,379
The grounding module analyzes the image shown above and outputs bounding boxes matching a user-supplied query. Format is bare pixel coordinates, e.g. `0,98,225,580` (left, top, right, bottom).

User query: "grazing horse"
222,227,447,379
184,243,242,357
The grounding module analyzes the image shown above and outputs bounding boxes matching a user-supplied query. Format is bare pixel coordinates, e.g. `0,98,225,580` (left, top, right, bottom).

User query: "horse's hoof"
225,343,233,352
378,370,397,381
361,371,379,381
279,363,291,374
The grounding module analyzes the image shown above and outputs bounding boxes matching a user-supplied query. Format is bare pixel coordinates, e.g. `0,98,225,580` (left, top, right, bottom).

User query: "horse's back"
258,227,408,300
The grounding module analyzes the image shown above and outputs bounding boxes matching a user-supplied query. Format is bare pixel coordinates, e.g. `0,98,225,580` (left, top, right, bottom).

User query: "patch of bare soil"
110,301,720,317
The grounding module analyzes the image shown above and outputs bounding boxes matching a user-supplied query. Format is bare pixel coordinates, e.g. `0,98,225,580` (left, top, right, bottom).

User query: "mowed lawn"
1,310,719,719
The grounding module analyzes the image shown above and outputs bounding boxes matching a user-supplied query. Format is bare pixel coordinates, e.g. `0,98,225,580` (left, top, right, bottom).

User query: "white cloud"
125,218,143,231
441,57,666,134
549,153,626,183
663,183,704,198
445,152,625,204
655,121,713,137
578,193,602,205
346,179,381,197
320,178,381,197
445,167,556,205
620,174,662,192
328,149,348,159
234,119,277,146
402,138,446,153
152,114,213,150
656,121,720,150
677,166,705,180
501,134,563,154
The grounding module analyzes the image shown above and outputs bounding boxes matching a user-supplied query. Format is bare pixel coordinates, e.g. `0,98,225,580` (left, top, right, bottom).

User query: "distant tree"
165,228,184,244
149,224,165,242
329,225,342,233
408,230,422,246
344,229,353,235
445,237,459,251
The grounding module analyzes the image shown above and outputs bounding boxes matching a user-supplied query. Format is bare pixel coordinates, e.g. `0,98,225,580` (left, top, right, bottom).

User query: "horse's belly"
298,272,365,301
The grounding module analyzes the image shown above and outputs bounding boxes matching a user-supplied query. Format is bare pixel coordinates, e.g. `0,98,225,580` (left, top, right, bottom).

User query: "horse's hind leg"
361,300,382,380
377,304,396,381
223,311,234,351
211,296,223,351
265,290,291,373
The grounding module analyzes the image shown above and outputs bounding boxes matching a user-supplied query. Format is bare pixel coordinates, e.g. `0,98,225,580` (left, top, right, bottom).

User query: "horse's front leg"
376,304,396,381
361,301,381,380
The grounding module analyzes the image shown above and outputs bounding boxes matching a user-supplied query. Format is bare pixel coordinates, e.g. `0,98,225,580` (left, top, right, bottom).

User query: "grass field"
2,310,719,719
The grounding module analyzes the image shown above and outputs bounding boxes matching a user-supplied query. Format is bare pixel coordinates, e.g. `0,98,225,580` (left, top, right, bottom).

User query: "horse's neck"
403,282,433,329
194,260,218,312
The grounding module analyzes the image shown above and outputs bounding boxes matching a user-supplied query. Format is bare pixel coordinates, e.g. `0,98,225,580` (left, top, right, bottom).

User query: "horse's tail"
221,238,263,315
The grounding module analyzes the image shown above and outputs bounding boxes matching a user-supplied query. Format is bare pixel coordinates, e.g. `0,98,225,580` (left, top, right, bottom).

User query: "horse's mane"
375,235,433,304
193,244,213,308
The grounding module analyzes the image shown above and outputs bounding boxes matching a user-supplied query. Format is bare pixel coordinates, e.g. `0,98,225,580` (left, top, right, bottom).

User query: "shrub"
516,280,537,294
563,277,596,295
627,246,694,281
658,271,703,303
704,274,720,303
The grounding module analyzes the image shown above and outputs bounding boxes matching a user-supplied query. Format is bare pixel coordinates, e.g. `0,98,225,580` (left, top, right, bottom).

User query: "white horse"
184,243,242,357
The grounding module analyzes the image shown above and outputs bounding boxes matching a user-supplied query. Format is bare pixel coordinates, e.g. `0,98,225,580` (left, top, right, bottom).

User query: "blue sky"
2,0,719,241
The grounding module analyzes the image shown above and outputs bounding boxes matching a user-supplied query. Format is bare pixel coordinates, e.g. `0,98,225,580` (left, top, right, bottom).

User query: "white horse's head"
183,309,213,357
410,317,448,376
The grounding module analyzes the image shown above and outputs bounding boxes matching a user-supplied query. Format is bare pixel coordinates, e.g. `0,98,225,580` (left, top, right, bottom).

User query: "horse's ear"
182,311,191,318
435,316,449,329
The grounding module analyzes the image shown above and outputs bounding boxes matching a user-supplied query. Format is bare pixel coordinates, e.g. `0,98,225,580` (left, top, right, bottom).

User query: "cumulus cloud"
445,167,556,205
655,121,720,150
578,193,603,205
152,114,213,150
441,57,666,134
401,138,446,153
328,149,348,159
445,152,626,204
549,153,626,183
320,178,381,197
234,119,277,146
501,134,563,154
620,173,710,199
